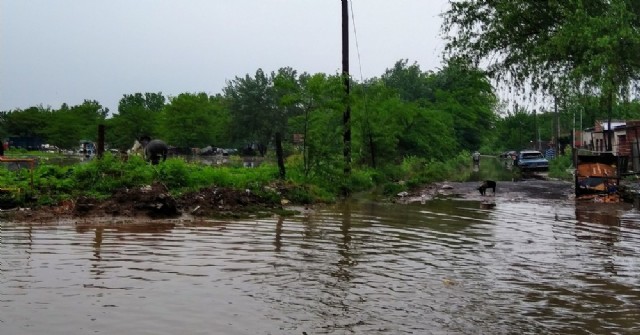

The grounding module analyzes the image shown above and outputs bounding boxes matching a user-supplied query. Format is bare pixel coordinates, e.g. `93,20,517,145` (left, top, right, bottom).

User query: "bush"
420,152,471,183
382,182,407,196
72,154,153,194
548,153,573,180
156,158,191,189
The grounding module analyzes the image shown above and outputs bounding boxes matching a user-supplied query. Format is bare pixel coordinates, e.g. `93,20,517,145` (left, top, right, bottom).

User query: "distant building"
592,120,626,153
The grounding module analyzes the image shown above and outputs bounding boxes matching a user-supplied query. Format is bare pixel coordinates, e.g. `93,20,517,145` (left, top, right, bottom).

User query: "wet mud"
2,172,631,223
1,182,288,223
396,178,575,204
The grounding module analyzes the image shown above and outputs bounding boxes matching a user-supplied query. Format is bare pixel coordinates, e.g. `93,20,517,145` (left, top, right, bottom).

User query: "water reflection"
471,162,481,181
274,216,283,252
575,203,622,244
463,156,517,183
2,197,640,334
92,227,104,278
332,201,354,281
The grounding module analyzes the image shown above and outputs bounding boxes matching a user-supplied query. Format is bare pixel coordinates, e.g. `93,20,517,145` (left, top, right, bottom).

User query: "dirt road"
397,179,575,204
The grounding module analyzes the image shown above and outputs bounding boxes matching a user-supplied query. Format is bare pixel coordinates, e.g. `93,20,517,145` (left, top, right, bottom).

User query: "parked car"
515,150,549,171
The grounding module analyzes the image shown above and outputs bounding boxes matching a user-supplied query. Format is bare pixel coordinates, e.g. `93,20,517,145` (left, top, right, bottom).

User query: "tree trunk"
303,106,310,177
97,124,105,159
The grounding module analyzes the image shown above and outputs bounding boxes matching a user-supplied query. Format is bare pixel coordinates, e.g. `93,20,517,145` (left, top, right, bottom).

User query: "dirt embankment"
1,178,579,223
2,182,295,223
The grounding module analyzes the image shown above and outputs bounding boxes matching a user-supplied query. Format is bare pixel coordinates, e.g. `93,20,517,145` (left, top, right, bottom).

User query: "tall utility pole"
342,0,351,177
554,96,560,154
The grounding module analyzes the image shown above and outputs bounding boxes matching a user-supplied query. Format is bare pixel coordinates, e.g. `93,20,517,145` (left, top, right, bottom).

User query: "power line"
349,0,365,83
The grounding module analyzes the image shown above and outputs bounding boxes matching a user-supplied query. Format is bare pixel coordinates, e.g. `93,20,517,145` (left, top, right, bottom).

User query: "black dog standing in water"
478,180,496,196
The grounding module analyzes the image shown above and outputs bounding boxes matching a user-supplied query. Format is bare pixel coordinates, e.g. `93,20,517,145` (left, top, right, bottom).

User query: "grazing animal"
143,139,168,165
477,180,496,196
130,137,169,165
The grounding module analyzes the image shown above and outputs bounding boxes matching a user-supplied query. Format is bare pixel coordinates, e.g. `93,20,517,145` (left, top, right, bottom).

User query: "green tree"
493,105,539,151
223,69,275,156
44,104,82,149
430,57,497,151
271,67,306,177
107,92,166,150
3,106,50,138
443,0,640,150
353,80,406,167
352,78,457,166
47,100,108,148
158,92,230,149
1,101,106,150
288,73,345,178
381,59,434,104
376,58,497,154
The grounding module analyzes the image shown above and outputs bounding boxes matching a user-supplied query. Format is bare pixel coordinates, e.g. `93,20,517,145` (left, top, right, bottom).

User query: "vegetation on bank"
0,150,481,210
0,143,583,214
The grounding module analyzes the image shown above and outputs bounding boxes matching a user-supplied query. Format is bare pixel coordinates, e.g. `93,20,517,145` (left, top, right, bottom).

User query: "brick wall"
622,120,640,157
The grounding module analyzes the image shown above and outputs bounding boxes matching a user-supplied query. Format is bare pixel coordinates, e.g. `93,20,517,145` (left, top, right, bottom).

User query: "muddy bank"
1,182,298,223
3,176,624,223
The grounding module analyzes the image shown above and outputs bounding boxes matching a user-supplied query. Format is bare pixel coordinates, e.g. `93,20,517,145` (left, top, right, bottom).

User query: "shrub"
156,158,191,189
548,153,573,180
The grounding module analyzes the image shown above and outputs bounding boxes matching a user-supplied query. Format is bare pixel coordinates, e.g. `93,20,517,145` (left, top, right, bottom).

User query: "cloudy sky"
1,0,449,113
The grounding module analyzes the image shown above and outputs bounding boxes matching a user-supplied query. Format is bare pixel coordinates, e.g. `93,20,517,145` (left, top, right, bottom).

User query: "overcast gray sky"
1,0,449,113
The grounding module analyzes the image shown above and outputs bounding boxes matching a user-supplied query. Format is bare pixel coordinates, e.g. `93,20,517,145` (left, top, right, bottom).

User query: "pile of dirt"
75,182,179,219
176,185,282,218
2,182,287,222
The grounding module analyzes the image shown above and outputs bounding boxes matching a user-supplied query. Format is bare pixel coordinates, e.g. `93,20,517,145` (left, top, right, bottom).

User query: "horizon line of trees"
1,59,496,157
2,57,640,170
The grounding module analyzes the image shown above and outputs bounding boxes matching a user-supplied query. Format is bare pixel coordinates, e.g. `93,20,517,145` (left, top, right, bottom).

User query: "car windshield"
522,152,544,159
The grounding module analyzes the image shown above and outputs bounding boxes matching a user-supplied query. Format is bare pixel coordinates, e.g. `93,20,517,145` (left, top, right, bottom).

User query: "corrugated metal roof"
599,121,626,130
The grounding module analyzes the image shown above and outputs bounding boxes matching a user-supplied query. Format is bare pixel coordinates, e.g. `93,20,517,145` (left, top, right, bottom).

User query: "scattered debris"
2,182,293,222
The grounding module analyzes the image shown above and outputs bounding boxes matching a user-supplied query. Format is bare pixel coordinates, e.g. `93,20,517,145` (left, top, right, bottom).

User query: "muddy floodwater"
2,182,640,334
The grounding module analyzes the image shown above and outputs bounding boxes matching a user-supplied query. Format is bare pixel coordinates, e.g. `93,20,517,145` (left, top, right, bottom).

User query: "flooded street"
2,190,640,334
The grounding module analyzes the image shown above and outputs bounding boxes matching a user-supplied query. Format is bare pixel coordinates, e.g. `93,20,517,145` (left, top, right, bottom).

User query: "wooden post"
275,132,285,179
97,124,105,159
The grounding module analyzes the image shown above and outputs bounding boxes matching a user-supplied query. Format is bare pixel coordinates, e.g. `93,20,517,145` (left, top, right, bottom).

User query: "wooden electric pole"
342,0,351,178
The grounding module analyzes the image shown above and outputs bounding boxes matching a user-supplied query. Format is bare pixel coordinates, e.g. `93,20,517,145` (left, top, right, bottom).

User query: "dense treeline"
0,59,498,165
3,57,640,166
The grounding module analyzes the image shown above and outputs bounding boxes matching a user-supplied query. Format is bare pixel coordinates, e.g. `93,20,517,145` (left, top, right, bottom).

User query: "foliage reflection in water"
1,196,640,334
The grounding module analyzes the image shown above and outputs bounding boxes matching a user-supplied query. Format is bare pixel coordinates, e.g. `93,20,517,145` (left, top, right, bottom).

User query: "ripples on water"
2,197,640,334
